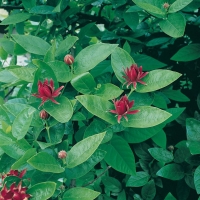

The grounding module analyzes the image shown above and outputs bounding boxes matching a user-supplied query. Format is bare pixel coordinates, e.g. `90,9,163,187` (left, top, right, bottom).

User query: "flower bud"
163,2,170,9
58,150,67,159
40,110,49,120
64,54,74,65
167,145,174,151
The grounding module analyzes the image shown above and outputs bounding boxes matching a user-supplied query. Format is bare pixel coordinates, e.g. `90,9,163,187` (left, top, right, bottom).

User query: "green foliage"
0,0,198,198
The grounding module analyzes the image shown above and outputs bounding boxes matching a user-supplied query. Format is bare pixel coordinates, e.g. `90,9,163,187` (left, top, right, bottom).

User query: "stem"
127,87,135,98
34,17,43,36
45,122,52,143
83,166,111,187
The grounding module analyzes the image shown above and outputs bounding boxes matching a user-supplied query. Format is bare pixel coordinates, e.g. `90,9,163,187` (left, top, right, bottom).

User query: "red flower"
109,95,140,123
0,182,31,200
2,169,26,181
32,79,64,107
123,64,148,89
58,150,67,159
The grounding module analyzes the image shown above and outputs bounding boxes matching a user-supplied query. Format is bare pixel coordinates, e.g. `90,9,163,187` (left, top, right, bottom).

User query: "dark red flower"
2,169,26,181
64,54,74,65
109,95,140,123
123,64,148,89
32,79,64,107
0,182,31,200
39,110,49,120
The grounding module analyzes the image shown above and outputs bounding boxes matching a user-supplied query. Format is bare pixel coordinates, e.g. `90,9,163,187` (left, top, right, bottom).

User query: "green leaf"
76,95,116,125
156,164,185,180
186,141,200,155
148,148,174,163
0,132,14,146
102,176,122,193
30,5,55,14
164,193,176,200
164,107,185,124
66,132,105,168
11,148,36,169
123,12,139,31
27,152,64,173
8,67,36,83
74,43,118,75
186,118,200,141
194,165,200,194
12,34,50,55
146,37,170,47
27,182,56,200
126,171,150,187
94,83,123,100
122,124,164,143
12,107,35,140
162,89,190,102
159,13,186,38
65,149,106,179
44,96,73,123
133,54,167,71
141,180,156,200
44,42,56,62
136,69,182,93
63,187,100,200
171,44,200,62
133,0,165,15
55,36,78,58
111,47,134,83
1,139,31,159
48,60,72,83
101,135,136,175
22,0,36,11
71,72,96,94
117,190,126,200
0,13,31,25
151,130,167,149
169,0,193,13
0,105,10,124
121,106,171,128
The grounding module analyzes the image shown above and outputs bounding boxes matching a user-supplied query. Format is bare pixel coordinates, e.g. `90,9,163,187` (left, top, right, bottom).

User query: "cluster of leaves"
0,0,200,199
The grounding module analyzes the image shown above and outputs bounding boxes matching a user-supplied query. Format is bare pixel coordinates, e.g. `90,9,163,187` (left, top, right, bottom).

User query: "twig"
4,86,16,101
83,166,111,187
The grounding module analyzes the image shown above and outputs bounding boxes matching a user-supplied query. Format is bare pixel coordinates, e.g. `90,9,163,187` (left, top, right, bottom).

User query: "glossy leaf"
151,130,167,149
12,107,35,140
156,164,185,180
44,96,73,123
27,182,56,200
0,13,31,25
186,141,200,155
148,148,174,163
102,176,122,193
48,60,72,83
186,118,200,141
66,132,105,168
30,5,55,14
12,35,50,55
0,132,14,146
0,105,10,124
111,47,135,83
71,72,96,94
121,106,171,128
27,152,64,173
194,165,200,194
164,193,176,200
101,135,136,175
163,89,190,102
169,0,193,13
126,171,150,187
123,12,139,31
136,69,182,93
74,43,117,75
141,180,156,200
171,44,200,62
63,187,100,200
159,13,186,38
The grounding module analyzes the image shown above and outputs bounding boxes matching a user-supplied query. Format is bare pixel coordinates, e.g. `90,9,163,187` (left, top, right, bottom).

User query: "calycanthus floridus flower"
0,182,31,200
1,169,26,181
32,79,64,107
109,95,140,123
123,64,148,89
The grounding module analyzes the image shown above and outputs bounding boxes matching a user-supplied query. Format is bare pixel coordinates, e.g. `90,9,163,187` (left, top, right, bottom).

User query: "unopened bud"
58,150,67,159
163,2,170,9
167,145,174,151
40,110,49,120
64,54,74,65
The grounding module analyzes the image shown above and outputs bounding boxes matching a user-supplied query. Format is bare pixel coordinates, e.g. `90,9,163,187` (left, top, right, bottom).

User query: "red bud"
64,54,74,65
40,110,49,120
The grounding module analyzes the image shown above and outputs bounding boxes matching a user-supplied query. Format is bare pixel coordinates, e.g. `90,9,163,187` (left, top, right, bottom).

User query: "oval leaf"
12,34,50,55
66,132,105,168
136,69,182,93
27,152,64,173
1,13,31,25
44,96,73,123
169,0,193,13
194,165,200,194
74,43,118,75
63,187,100,200
12,107,35,140
156,164,185,180
27,182,56,200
